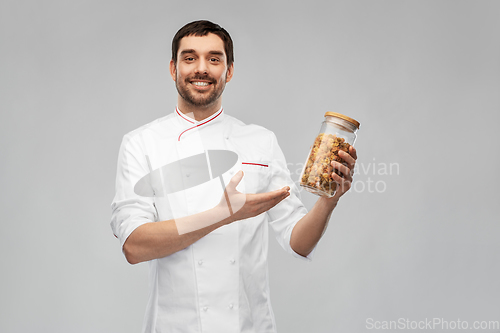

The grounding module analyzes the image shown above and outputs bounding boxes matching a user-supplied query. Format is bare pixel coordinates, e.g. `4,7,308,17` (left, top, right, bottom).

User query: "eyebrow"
179,49,225,57
208,51,224,57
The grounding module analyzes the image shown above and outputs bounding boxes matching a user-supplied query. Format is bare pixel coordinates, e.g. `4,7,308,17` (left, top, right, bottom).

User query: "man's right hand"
124,171,291,264
218,170,291,224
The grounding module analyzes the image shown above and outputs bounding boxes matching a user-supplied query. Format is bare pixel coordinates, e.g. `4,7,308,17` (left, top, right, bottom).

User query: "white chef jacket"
111,107,316,333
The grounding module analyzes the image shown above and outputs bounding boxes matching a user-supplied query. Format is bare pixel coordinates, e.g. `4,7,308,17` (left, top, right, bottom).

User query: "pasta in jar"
299,112,360,197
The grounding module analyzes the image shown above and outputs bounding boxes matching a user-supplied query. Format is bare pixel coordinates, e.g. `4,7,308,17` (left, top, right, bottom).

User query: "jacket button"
229,303,234,309
198,260,203,265
203,306,208,311
229,259,235,264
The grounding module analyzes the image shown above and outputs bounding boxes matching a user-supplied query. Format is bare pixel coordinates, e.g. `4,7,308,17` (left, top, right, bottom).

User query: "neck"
177,100,222,122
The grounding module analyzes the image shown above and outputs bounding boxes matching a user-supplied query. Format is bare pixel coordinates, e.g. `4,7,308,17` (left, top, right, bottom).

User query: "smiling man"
111,20,357,333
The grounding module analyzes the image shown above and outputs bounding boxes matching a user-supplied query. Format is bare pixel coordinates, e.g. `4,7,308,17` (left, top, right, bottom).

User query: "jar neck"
325,116,358,134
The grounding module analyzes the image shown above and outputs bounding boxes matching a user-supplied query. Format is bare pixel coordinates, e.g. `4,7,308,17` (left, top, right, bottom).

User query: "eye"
209,57,220,63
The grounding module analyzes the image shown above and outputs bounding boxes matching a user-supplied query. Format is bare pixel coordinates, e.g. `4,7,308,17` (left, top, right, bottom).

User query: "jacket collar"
175,106,225,141
175,106,224,125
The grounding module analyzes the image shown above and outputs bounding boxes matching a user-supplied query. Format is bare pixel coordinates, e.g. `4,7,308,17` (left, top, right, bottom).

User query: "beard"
175,73,226,108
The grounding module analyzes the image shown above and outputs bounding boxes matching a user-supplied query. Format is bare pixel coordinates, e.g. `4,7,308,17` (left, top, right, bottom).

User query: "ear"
225,63,234,83
169,59,176,81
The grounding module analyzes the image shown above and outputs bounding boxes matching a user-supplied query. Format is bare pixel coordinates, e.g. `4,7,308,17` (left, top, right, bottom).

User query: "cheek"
215,70,227,84
176,66,191,79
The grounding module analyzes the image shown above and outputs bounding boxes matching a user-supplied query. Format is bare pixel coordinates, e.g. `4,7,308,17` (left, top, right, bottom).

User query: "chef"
111,20,358,333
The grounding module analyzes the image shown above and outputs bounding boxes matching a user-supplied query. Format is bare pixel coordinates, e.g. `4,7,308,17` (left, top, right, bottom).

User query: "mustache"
187,75,216,83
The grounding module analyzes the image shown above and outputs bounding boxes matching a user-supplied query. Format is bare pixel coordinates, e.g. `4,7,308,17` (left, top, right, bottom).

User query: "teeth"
192,81,209,86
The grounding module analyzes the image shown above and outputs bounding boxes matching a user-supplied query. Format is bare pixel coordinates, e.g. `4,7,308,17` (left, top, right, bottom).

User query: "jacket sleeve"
266,132,317,262
110,134,158,252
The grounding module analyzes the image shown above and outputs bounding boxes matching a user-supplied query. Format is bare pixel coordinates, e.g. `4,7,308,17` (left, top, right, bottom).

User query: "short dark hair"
171,20,234,67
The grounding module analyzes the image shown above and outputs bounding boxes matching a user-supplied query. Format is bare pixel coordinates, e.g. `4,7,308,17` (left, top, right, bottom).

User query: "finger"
338,150,356,167
280,186,291,194
338,151,356,175
249,191,290,217
274,191,290,204
227,170,244,190
269,186,290,195
330,161,352,180
349,145,358,160
265,190,290,209
276,187,291,198
254,187,290,205
331,172,352,194
266,186,290,201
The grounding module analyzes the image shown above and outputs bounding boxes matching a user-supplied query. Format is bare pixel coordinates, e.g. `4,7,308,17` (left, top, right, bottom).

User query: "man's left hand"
328,145,358,201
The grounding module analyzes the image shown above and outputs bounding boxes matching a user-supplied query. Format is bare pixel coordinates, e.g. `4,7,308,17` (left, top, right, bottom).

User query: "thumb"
227,170,244,190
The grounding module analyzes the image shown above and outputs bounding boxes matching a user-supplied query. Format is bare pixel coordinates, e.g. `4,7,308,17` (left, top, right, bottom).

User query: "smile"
191,81,212,87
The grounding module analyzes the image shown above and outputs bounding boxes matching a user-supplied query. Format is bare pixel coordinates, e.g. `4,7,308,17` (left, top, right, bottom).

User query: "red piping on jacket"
242,162,269,167
176,108,195,124
177,108,223,141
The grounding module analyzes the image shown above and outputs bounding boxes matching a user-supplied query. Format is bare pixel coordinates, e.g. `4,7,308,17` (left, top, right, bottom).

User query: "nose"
195,59,208,74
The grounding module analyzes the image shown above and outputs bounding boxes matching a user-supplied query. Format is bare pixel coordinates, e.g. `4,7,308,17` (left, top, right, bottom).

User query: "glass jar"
300,112,360,197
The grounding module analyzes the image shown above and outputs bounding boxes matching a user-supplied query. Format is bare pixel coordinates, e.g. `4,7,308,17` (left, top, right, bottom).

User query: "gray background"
1,0,499,332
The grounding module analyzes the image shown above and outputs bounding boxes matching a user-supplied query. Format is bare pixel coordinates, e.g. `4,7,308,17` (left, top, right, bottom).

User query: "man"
111,20,357,333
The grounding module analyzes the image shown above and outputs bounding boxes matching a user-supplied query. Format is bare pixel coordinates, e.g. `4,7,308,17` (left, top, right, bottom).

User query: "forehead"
178,33,226,57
